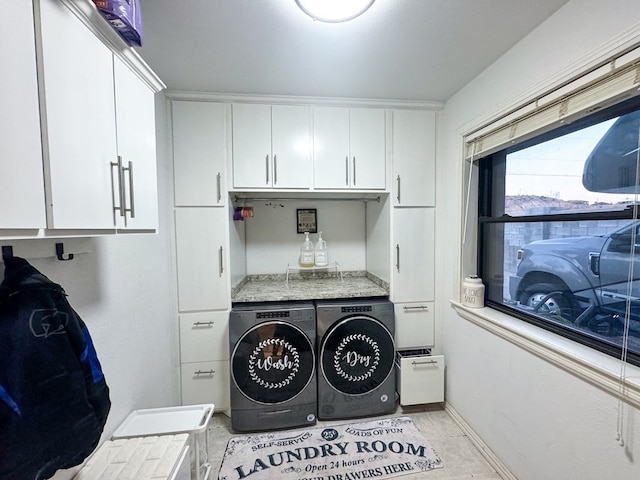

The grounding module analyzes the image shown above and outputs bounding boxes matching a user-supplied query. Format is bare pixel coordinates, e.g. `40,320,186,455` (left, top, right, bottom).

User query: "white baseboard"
444,402,517,480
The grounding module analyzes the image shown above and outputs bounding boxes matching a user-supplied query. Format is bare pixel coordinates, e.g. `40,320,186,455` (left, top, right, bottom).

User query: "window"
478,95,640,366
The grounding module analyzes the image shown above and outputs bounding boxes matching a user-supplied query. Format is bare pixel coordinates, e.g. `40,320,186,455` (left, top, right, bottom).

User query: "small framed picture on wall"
296,208,317,234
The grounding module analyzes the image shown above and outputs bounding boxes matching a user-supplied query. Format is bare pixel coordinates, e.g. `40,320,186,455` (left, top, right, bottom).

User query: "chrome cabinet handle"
411,360,438,366
345,156,349,185
111,156,126,217
403,305,429,311
216,172,222,203
193,321,214,327
219,246,224,276
397,175,401,203
353,156,356,185
124,160,135,219
274,154,278,185
265,155,269,184
194,370,215,376
396,244,400,272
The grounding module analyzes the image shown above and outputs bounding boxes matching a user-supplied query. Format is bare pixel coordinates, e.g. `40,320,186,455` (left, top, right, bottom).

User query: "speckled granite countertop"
231,270,389,303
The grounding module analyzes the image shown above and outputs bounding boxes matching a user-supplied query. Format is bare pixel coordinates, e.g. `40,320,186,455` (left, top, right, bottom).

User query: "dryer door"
232,321,315,404
320,316,395,396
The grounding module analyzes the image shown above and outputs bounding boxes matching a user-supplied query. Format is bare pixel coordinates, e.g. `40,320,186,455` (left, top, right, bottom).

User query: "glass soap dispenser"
314,231,328,267
299,231,315,267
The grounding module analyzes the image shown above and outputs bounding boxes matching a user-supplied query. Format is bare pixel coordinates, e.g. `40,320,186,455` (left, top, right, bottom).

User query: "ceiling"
137,0,569,103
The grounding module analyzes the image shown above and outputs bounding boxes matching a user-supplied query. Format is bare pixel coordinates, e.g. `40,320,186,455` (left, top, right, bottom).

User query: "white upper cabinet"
392,109,436,206
232,103,312,189
0,1,46,230
232,103,271,188
113,58,158,230
1,0,163,236
313,107,350,189
172,101,227,206
38,0,118,230
349,108,386,189
271,105,313,188
313,107,386,190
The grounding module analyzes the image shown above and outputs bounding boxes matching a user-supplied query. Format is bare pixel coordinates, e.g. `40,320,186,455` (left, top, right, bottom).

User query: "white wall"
243,199,369,274
439,1,640,479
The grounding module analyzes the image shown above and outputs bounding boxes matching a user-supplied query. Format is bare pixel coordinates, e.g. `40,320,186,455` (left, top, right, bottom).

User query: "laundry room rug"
217,416,443,480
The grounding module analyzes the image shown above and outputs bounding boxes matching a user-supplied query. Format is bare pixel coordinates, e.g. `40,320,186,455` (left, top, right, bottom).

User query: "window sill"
451,301,640,409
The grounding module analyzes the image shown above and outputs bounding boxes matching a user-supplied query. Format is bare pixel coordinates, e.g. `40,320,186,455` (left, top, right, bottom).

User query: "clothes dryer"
315,298,396,420
229,302,316,432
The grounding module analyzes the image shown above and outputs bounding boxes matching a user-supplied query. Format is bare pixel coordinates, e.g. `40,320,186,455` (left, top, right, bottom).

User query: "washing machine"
229,302,317,432
315,298,396,420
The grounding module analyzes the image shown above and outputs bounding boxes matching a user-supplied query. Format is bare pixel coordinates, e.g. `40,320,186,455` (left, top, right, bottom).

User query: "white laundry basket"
112,404,214,480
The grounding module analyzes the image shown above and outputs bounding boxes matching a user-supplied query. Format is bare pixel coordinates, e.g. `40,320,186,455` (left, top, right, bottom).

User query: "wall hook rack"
1,239,90,262
55,243,74,261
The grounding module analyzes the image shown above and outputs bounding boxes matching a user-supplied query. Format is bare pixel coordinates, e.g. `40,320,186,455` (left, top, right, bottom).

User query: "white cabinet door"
392,110,436,206
392,208,435,303
37,0,118,230
175,208,229,312
113,59,158,230
349,107,386,190
232,103,272,188
271,105,312,189
313,106,386,190
172,101,227,206
313,106,350,189
0,0,46,230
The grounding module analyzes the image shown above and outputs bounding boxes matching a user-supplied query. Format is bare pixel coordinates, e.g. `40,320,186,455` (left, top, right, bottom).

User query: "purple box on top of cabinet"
93,0,143,47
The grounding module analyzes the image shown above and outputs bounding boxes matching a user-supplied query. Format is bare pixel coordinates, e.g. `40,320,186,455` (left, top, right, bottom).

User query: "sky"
505,118,637,204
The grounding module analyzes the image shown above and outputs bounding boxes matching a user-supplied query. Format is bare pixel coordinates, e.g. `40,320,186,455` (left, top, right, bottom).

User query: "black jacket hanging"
0,256,111,480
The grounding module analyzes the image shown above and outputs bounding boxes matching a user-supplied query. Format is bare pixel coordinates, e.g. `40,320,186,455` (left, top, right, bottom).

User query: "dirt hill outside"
505,195,633,215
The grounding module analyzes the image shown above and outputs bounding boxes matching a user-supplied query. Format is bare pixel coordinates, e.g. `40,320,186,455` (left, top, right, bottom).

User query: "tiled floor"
204,405,504,480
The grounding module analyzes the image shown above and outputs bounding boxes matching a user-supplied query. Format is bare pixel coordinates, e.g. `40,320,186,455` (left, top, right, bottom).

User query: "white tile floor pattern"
204,405,504,480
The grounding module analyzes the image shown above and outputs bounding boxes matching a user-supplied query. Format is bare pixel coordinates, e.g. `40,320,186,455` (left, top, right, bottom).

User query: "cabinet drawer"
179,311,229,363
181,360,229,409
394,302,434,349
396,353,444,406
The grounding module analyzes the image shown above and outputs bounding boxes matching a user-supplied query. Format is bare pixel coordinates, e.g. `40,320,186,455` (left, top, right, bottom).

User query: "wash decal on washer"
248,337,300,389
232,321,315,405
321,316,395,396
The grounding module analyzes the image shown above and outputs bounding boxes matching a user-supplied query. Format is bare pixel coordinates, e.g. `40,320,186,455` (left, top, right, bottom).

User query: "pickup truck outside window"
478,96,640,366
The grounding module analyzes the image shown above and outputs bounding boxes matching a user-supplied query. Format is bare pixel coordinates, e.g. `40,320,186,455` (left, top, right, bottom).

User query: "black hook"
55,243,74,261
2,246,13,262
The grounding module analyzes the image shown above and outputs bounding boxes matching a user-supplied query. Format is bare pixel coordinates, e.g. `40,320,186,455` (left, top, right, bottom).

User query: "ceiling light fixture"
295,0,376,23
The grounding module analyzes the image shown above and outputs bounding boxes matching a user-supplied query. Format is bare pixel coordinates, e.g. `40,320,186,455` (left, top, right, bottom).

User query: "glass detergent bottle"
314,231,329,267
299,231,315,267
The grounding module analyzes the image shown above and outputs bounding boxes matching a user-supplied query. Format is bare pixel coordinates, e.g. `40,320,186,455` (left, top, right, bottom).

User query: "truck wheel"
521,282,576,321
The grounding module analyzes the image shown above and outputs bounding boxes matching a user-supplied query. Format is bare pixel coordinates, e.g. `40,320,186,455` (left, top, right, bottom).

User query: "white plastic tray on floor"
112,404,214,439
